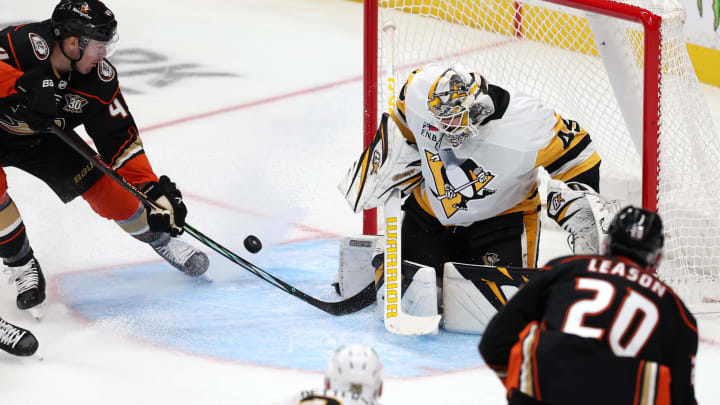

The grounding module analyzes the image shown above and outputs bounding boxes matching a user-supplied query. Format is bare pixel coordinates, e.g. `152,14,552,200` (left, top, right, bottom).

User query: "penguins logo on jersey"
29,33,49,60
63,94,89,114
425,150,496,218
483,253,500,266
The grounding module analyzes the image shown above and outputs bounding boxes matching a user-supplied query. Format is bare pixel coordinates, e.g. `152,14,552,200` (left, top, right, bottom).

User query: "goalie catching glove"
339,113,422,212
546,179,621,254
141,175,187,236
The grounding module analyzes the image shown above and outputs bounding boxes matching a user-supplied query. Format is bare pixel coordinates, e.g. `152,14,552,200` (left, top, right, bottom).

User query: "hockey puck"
244,235,262,253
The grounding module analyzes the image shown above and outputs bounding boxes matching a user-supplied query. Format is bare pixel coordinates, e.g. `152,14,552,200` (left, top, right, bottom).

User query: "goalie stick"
49,125,376,316
383,189,441,334
381,22,441,335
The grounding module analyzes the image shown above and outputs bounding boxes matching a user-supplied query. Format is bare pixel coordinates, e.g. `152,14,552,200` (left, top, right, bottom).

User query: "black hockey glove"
141,175,187,236
13,67,58,131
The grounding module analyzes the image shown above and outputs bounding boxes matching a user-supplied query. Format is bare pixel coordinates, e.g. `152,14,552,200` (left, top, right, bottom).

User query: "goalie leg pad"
442,262,531,334
376,260,439,319
333,235,382,298
400,262,439,317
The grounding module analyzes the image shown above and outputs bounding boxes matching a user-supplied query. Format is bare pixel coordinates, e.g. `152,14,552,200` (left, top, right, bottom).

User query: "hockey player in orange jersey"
0,0,209,319
479,206,698,405
0,62,39,358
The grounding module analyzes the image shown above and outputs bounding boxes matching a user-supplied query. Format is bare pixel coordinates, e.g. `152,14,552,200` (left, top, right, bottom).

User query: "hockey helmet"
52,0,118,57
427,63,495,147
605,206,664,269
325,344,384,399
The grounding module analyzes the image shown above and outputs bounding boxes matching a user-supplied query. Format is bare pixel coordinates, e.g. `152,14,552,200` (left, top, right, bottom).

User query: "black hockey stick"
49,125,376,316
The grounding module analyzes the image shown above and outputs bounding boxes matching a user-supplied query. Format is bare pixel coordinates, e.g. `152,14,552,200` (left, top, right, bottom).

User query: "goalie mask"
427,64,495,147
325,344,384,399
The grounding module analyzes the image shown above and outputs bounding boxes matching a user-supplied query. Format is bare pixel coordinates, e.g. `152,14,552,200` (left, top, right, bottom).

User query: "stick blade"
385,313,441,335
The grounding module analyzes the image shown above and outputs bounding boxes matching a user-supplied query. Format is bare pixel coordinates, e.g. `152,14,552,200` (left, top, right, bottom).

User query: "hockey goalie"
336,62,621,333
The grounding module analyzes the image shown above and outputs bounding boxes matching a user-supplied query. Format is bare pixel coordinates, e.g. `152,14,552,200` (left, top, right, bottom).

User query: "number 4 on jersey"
109,97,128,118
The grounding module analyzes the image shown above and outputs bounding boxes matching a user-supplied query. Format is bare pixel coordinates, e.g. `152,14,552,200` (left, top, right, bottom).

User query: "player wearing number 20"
479,206,698,405
0,0,209,316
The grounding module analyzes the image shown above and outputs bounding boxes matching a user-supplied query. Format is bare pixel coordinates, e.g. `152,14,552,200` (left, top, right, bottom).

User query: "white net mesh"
375,0,720,304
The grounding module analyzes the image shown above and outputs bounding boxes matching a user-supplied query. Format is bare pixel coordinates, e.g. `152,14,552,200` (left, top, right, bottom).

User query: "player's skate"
4,256,46,318
0,316,38,357
151,234,209,277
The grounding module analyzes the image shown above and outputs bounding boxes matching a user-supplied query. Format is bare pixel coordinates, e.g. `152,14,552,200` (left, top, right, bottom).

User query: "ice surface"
0,0,718,404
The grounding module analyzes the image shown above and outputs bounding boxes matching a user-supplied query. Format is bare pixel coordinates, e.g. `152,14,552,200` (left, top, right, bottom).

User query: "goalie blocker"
338,113,423,214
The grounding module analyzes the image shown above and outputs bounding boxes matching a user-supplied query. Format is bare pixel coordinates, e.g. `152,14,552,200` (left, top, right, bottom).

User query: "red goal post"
363,0,720,305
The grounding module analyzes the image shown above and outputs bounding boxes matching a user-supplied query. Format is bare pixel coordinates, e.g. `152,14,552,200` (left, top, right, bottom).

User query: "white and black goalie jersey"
391,64,601,226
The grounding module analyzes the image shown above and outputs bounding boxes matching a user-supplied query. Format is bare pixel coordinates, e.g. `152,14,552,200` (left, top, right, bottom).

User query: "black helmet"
606,206,664,268
51,0,117,43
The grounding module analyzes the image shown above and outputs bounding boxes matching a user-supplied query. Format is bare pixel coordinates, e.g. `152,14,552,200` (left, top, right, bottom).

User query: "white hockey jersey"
275,388,381,405
392,64,600,226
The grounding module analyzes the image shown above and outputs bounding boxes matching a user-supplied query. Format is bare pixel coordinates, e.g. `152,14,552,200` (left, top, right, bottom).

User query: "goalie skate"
152,235,209,277
0,317,38,357
5,256,46,312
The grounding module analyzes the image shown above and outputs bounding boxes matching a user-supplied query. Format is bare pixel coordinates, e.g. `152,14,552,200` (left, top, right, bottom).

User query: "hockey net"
363,0,720,307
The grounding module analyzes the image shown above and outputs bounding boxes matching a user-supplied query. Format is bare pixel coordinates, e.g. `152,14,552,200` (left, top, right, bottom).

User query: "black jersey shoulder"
67,58,120,105
540,255,611,282
0,21,120,104
0,21,54,71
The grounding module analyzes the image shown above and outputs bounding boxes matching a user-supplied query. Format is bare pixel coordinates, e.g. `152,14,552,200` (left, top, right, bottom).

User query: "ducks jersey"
276,388,381,405
392,64,601,226
0,21,157,196
479,255,698,405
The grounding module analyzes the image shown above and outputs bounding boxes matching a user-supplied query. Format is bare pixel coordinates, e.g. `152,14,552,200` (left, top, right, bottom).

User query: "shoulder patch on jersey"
28,33,50,60
63,94,89,114
98,59,115,82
